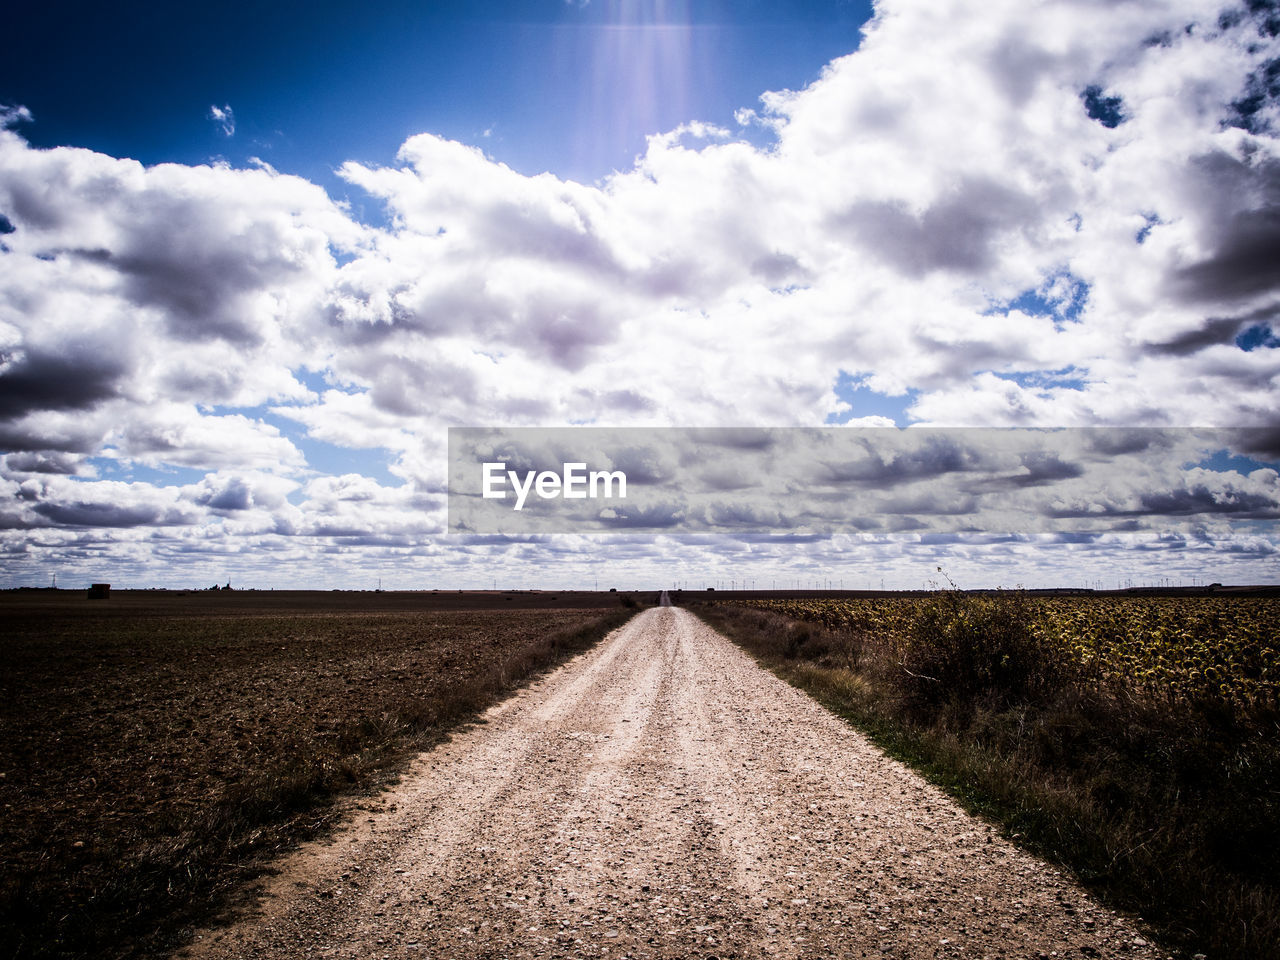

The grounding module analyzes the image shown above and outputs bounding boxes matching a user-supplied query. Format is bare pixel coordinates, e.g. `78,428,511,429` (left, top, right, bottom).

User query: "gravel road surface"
180,605,1169,960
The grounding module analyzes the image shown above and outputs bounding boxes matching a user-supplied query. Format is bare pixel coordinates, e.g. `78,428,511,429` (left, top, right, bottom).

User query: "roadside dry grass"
691,593,1280,960
0,589,646,959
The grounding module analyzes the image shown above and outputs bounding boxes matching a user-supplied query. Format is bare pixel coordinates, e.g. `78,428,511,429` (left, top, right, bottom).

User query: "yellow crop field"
733,595,1280,709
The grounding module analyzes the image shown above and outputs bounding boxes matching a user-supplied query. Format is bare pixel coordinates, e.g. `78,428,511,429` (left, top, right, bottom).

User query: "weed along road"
180,606,1168,960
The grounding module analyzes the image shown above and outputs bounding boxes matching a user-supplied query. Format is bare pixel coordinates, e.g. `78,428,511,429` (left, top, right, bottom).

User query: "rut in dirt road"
181,606,1168,960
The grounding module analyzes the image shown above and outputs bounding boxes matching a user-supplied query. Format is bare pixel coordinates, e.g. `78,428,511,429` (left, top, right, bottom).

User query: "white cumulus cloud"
209,103,235,137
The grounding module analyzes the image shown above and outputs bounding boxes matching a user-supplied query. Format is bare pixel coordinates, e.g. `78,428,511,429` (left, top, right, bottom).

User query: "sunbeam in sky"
574,19,695,173
0,0,1278,589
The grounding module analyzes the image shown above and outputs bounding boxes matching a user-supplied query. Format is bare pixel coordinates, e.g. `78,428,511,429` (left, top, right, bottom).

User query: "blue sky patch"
1198,448,1280,474
205,392,402,487
990,368,1088,391
280,426,400,488
989,272,1089,326
92,457,209,486
5,0,874,188
1136,212,1160,244
1236,323,1280,351
1082,85,1126,128
827,375,917,425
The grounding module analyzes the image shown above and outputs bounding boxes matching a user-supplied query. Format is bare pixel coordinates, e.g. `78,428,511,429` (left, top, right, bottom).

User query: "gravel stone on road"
179,605,1170,960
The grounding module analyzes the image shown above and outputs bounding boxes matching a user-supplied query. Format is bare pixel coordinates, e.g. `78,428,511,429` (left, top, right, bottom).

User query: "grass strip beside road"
0,591,646,960
690,596,1280,960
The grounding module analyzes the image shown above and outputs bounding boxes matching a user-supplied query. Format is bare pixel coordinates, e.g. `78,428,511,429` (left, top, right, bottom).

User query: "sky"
1,0,1278,590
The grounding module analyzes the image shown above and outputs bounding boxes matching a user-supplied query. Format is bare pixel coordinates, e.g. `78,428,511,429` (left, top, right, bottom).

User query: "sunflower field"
731,594,1279,709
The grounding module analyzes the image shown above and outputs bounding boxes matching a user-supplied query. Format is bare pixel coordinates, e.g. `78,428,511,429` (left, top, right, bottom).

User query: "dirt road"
181,605,1168,959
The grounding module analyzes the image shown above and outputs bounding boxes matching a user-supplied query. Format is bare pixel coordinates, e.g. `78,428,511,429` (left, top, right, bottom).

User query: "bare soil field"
0,589,642,959
182,605,1170,960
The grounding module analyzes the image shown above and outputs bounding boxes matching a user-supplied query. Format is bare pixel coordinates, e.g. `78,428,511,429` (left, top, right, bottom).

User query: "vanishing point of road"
181,600,1168,960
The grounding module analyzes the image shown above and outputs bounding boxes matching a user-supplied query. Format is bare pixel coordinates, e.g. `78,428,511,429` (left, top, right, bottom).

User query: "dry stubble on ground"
182,605,1172,960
